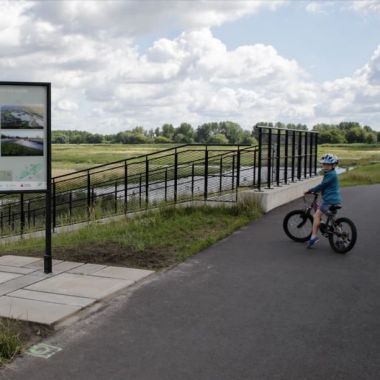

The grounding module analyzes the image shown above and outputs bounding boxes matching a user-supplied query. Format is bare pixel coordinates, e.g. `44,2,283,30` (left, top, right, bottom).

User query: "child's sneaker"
307,236,319,248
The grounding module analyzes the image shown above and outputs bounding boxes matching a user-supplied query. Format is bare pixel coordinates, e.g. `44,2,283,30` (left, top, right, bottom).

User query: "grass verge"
0,202,262,270
0,319,52,366
339,163,380,187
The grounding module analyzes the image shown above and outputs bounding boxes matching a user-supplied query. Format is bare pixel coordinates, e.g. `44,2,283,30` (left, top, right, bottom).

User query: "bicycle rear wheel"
283,210,313,242
328,217,357,254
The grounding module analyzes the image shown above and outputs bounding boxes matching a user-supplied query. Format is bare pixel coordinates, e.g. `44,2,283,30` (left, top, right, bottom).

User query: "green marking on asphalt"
26,343,62,359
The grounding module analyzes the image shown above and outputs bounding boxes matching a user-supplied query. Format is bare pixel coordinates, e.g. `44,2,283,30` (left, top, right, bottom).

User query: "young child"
305,153,342,248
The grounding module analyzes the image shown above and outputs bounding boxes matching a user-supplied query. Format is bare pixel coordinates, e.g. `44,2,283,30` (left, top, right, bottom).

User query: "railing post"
20,193,25,236
115,181,118,213
174,150,178,203
145,156,149,206
257,127,262,191
165,168,168,202
304,131,308,178
314,133,318,175
309,133,313,177
284,130,289,184
276,129,281,186
231,155,235,190
219,156,223,193
291,130,296,182
253,148,257,187
87,170,91,220
124,162,128,214
204,147,209,200
139,174,142,208
236,148,241,188
191,164,195,199
297,131,302,180
267,128,272,188
52,180,56,230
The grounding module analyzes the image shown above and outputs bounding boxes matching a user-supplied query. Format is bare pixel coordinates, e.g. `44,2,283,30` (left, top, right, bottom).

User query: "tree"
162,124,175,140
241,131,257,145
209,133,228,144
195,122,219,143
219,121,244,144
174,123,194,143
154,136,172,144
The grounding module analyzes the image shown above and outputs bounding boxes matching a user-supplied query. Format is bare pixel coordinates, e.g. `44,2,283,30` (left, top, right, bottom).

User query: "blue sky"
1,0,380,131
213,2,380,82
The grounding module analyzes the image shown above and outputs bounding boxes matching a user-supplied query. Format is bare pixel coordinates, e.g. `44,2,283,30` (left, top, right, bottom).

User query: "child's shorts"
319,202,339,215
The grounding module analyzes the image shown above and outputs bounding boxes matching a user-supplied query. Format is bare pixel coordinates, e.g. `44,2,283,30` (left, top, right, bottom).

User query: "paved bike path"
3,185,380,380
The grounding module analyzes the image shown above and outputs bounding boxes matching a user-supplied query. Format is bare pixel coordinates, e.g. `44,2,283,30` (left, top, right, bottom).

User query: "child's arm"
307,172,335,194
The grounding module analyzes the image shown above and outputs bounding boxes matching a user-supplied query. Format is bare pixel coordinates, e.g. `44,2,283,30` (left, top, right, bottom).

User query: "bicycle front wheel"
328,217,357,254
283,210,313,242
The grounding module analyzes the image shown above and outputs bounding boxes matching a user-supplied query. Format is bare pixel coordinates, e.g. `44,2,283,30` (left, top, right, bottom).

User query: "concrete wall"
238,176,322,213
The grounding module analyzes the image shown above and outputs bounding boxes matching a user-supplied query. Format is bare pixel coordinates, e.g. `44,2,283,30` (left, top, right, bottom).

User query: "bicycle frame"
304,193,337,237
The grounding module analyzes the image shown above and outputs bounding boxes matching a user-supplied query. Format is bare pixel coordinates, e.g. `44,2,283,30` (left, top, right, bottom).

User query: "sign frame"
0,81,52,273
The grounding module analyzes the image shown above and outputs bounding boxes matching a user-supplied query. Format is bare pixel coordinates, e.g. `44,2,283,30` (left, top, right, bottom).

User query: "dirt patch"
0,319,53,366
3,242,178,270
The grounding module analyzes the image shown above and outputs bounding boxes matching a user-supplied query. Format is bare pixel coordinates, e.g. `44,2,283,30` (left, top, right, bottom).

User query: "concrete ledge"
238,176,321,213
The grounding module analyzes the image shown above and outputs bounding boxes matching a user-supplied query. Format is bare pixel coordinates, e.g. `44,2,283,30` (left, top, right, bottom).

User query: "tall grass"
0,319,22,364
0,203,262,269
340,163,380,187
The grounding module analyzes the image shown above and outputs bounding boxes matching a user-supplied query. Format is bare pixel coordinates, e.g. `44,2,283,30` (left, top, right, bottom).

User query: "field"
51,143,380,176
52,144,177,176
319,144,380,166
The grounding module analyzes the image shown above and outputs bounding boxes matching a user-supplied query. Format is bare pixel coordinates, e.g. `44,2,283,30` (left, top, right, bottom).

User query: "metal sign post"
0,81,52,273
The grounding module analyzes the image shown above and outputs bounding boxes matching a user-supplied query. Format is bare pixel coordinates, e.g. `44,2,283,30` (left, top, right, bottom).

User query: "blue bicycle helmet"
320,153,338,165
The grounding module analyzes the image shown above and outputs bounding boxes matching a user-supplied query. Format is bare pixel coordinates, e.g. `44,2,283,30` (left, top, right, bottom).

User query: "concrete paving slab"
0,265,37,275
52,261,84,274
92,266,154,282
8,289,95,307
26,273,134,299
0,256,41,268
0,272,23,285
0,271,53,296
23,259,63,269
68,264,107,275
0,296,81,325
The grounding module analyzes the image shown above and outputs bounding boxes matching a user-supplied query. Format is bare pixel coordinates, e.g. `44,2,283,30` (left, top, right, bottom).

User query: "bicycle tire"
328,217,357,254
283,210,313,242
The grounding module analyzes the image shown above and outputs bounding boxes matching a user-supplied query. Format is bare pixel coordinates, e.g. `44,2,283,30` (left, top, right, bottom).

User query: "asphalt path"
3,185,380,380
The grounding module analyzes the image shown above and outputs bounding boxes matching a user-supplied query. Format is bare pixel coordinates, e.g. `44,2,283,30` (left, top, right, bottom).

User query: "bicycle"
283,193,357,253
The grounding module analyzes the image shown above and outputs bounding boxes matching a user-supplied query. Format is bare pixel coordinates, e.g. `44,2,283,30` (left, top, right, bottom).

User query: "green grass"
339,163,380,187
319,144,380,167
0,202,262,270
52,144,177,175
51,143,253,176
0,319,52,366
0,320,22,364
1,142,43,156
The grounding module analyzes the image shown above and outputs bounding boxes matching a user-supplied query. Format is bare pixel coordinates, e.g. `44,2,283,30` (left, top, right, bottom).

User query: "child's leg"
311,209,321,238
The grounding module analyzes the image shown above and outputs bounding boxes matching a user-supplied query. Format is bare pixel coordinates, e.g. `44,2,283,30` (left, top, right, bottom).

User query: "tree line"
52,121,380,145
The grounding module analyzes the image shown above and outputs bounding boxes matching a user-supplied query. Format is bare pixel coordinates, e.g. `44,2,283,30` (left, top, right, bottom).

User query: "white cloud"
350,0,380,14
27,0,286,36
0,0,379,133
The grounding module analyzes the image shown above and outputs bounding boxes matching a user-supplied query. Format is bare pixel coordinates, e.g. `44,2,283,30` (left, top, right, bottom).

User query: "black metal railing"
254,126,318,191
0,144,258,237
0,127,318,238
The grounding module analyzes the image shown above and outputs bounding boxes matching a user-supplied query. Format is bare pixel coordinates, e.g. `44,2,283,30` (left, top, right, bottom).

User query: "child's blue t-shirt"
309,169,342,205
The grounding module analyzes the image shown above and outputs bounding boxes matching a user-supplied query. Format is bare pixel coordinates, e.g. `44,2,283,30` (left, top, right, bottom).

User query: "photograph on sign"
0,84,48,191
1,130,44,156
1,104,44,129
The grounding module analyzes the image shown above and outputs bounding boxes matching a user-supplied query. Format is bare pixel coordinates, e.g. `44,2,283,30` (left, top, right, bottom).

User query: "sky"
1,0,380,133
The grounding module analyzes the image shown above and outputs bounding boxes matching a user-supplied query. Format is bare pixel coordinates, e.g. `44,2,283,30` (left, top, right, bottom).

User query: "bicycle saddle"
329,205,342,213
